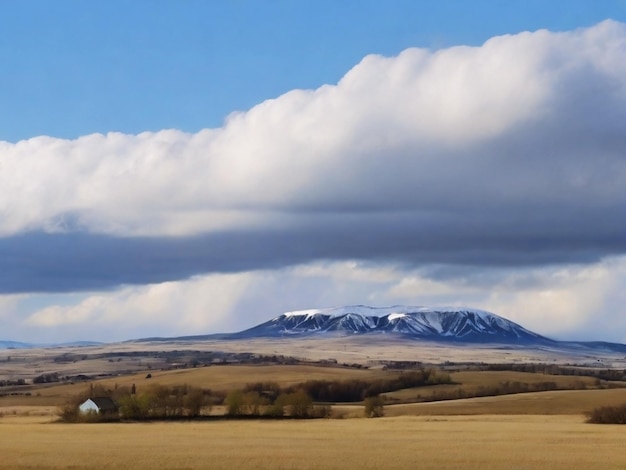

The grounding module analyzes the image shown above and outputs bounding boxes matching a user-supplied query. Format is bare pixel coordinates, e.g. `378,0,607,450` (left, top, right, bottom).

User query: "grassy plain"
383,370,604,401
3,336,626,384
3,344,626,469
2,414,626,469
0,364,393,407
384,388,626,415
2,363,625,411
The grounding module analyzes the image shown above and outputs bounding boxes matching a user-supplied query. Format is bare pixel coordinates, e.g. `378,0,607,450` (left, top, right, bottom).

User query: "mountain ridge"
220,305,626,353
0,340,34,349
234,305,548,343
0,340,103,350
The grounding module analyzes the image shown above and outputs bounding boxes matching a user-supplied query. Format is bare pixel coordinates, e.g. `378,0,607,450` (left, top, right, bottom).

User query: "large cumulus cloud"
1,20,626,295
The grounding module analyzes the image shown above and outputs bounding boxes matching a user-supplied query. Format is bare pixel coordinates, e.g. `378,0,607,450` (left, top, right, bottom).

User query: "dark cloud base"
2,222,624,294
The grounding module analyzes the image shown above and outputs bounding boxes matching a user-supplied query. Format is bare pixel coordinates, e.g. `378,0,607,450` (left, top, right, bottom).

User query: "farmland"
2,414,626,469
2,342,626,469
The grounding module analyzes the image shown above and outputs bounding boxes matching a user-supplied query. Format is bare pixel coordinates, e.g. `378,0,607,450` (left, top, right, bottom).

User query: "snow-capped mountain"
235,305,550,344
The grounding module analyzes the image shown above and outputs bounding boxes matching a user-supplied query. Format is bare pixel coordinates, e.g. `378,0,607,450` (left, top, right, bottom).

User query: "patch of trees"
413,380,562,403
0,379,26,387
59,384,223,422
587,404,626,424
374,361,424,370
363,396,384,418
481,363,626,382
223,388,331,419
57,369,455,423
294,369,452,402
221,370,450,419
118,385,215,419
33,372,60,384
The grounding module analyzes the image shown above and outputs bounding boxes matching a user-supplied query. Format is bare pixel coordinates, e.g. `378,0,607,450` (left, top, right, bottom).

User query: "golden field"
2,363,625,413
2,414,626,469
0,364,392,407
384,388,626,415
3,336,626,384
9,365,617,404
383,369,604,401
2,358,626,469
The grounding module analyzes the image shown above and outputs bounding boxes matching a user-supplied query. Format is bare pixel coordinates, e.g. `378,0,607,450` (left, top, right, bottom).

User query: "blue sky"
2,0,625,142
2,1,626,344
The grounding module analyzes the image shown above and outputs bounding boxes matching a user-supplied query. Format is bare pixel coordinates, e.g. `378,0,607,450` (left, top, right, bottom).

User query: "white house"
79,397,118,415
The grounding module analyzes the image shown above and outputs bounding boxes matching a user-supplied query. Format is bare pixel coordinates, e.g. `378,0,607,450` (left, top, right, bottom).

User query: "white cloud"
480,257,626,341
0,294,25,320
22,273,254,342
8,255,626,344
0,21,625,239
292,261,400,284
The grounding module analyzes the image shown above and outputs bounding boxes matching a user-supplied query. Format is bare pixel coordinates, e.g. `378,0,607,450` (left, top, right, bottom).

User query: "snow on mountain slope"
236,305,550,344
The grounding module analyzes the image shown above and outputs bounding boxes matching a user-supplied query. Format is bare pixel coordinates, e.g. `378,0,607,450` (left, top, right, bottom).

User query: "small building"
79,397,118,415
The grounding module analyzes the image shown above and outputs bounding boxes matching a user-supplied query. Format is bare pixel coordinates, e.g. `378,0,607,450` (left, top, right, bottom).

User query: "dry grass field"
3,335,626,384
92,363,390,391
0,364,393,408
3,343,626,469
2,362,625,412
383,370,605,402
1,414,626,469
384,388,626,416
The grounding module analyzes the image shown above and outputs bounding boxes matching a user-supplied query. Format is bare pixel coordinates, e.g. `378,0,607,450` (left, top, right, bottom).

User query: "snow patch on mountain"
388,313,408,321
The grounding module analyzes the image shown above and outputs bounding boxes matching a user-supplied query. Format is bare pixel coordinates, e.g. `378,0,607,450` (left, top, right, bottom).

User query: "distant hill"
0,340,102,350
0,340,34,349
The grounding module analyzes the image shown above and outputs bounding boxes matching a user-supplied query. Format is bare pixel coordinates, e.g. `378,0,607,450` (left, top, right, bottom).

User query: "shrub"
286,391,313,418
364,396,384,418
312,404,332,418
587,404,626,424
58,402,81,423
241,391,269,416
184,388,208,417
118,394,151,420
224,390,244,416
263,401,285,418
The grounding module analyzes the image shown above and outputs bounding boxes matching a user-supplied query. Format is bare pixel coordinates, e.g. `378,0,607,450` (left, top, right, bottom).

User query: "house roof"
88,396,118,412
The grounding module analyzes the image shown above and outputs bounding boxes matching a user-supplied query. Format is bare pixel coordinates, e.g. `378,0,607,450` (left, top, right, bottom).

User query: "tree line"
220,369,451,418
60,383,222,422
58,368,454,422
480,363,626,382
293,369,452,402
